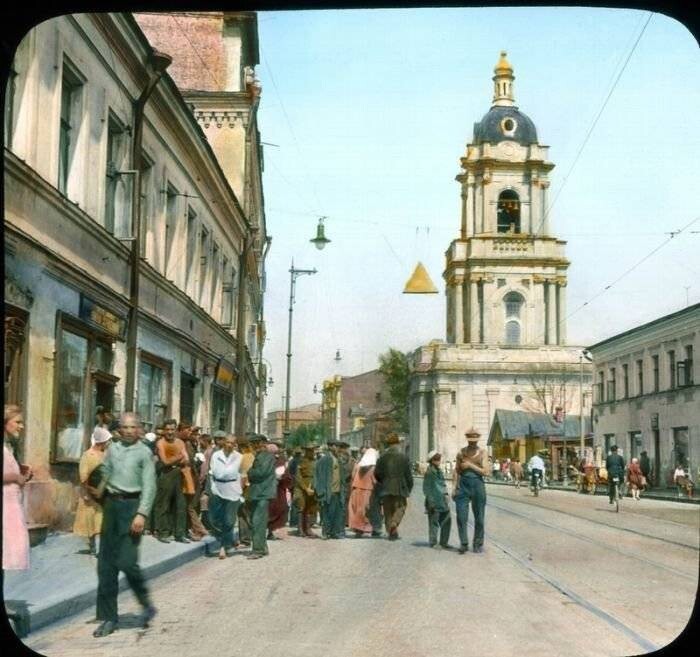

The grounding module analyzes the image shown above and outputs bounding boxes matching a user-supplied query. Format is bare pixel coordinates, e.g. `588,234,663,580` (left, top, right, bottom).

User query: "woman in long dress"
348,447,378,537
626,457,645,500
3,404,31,570
73,427,111,554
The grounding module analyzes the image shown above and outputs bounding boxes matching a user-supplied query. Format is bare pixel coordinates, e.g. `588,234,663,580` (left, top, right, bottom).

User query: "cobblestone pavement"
23,484,698,657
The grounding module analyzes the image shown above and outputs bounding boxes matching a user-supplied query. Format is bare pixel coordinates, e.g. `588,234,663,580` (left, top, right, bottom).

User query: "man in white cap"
422,450,451,549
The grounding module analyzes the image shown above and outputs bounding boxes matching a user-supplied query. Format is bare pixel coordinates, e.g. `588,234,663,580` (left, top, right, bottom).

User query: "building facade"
3,12,266,528
409,52,592,464
588,303,699,487
266,403,321,440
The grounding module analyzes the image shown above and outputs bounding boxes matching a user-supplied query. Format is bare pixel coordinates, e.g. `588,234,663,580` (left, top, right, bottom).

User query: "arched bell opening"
497,189,521,233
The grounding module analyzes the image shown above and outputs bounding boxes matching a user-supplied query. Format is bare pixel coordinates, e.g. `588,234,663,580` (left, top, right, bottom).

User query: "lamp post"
284,262,317,433
580,349,592,458
124,49,172,412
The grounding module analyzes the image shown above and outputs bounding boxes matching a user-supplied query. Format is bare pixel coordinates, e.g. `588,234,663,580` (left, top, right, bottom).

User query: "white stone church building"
409,52,593,463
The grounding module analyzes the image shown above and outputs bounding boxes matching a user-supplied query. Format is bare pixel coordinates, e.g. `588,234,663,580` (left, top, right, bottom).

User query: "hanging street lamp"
310,216,331,250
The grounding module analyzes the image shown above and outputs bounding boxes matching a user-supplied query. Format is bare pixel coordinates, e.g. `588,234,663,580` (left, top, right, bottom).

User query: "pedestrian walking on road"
293,445,319,538
73,427,111,555
605,445,626,505
314,440,345,539
626,458,644,500
453,429,488,554
423,450,451,549
267,443,293,540
348,447,378,537
93,412,157,638
237,436,256,546
3,404,31,571
374,432,413,541
153,419,188,543
510,459,523,488
246,435,277,559
209,435,242,559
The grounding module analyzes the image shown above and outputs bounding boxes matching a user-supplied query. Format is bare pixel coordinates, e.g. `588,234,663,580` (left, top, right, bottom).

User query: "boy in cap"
423,450,451,549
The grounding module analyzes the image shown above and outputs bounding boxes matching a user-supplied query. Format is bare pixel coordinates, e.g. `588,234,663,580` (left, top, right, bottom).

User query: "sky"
254,7,700,413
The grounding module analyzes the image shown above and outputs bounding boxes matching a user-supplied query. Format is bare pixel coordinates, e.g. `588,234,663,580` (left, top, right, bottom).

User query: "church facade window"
497,189,520,233
503,291,524,345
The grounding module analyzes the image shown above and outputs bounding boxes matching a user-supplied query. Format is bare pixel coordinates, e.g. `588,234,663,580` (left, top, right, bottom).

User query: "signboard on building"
79,296,126,339
214,358,237,390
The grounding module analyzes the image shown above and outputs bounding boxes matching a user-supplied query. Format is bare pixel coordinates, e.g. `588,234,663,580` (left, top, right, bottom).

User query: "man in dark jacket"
245,435,277,559
639,450,651,489
336,441,353,530
605,445,626,504
314,440,344,538
374,433,413,540
422,450,451,548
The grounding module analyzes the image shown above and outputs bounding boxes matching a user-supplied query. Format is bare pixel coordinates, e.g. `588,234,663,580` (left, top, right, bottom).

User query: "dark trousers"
381,495,407,533
455,474,486,549
250,498,269,555
238,498,252,543
368,490,383,532
289,501,299,528
320,492,343,538
428,508,451,547
209,495,240,550
96,496,150,623
154,468,186,539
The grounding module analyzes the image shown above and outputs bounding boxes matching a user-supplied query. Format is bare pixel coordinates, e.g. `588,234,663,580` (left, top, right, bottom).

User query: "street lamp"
310,216,331,250
284,262,317,433
580,349,593,458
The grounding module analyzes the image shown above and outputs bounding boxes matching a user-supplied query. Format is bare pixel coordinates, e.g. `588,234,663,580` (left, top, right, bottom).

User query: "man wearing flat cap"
423,450,451,548
314,440,344,538
245,434,277,558
374,432,413,540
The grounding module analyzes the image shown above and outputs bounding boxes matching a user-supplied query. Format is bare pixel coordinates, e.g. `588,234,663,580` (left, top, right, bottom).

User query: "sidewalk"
484,478,700,504
3,531,217,634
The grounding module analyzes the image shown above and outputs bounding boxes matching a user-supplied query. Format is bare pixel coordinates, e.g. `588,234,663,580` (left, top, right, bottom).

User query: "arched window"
497,189,521,233
504,291,524,318
505,321,521,345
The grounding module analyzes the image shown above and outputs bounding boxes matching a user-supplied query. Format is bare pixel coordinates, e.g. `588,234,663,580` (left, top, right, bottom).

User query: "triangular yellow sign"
403,262,438,294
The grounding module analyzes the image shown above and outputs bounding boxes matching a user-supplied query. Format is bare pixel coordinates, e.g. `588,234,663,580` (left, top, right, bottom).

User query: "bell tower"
444,52,570,348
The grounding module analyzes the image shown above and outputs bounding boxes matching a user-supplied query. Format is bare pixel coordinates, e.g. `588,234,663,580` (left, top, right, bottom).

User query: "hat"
213,430,227,439
385,433,400,445
465,428,480,441
427,450,441,462
326,439,337,447
92,427,112,444
143,432,156,443
337,441,349,448
250,434,268,444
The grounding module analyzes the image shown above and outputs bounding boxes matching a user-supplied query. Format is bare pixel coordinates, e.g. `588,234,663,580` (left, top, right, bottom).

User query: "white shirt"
673,467,685,482
528,455,545,472
210,450,242,501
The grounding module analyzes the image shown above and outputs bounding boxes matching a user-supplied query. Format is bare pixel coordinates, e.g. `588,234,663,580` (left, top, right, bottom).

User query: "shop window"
497,190,521,233
137,353,171,432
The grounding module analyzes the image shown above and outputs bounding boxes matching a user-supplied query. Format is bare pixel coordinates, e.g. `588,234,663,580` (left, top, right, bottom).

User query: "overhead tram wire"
461,12,654,338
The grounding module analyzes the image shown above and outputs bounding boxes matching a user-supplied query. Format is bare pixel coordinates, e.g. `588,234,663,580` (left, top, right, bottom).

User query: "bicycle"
611,475,621,513
530,469,543,497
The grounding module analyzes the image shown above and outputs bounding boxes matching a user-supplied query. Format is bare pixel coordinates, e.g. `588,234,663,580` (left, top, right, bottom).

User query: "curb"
8,536,217,634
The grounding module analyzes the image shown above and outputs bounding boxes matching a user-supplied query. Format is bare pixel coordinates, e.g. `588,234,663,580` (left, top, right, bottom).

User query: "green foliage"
286,422,327,448
378,347,411,433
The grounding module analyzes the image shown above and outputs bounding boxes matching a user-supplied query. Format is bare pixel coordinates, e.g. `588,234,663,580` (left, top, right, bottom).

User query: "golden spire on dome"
494,50,513,73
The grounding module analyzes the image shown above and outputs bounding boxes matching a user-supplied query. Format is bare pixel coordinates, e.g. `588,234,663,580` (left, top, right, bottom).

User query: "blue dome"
473,106,538,145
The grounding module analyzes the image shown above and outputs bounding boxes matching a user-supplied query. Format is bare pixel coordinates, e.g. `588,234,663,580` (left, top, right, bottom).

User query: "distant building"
266,403,321,440
588,303,699,488
409,52,592,464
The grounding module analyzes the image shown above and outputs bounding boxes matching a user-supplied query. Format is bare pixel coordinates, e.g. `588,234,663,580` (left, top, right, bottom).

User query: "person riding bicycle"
605,445,626,505
527,454,545,491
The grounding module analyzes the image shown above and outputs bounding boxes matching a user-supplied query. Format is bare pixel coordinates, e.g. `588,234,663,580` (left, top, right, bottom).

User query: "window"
4,66,17,149
139,156,154,259
199,226,209,305
629,431,642,459
210,242,220,315
4,306,28,409
636,359,644,396
622,363,629,399
104,113,126,234
652,355,659,392
672,427,689,471
53,318,116,462
505,320,520,345
596,371,604,403
607,368,616,402
604,434,615,455
677,345,693,387
221,262,236,328
451,391,456,405
668,350,676,390
165,184,179,278
180,371,198,425
211,385,232,432
497,189,521,233
58,60,83,195
185,207,197,292
137,353,171,431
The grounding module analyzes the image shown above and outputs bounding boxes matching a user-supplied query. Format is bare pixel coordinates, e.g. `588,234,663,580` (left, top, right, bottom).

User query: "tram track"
486,500,695,578
487,489,699,550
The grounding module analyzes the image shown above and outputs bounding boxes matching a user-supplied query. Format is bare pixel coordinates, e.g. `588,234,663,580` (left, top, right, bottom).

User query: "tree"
521,372,575,416
286,422,327,449
378,347,411,434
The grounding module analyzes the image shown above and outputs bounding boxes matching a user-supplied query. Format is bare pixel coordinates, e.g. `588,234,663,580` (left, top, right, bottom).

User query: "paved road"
24,483,698,657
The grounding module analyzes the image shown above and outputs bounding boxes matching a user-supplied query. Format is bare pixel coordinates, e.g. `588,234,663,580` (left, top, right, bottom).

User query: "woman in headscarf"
3,404,31,570
348,447,378,537
73,426,111,555
267,443,293,539
626,457,644,500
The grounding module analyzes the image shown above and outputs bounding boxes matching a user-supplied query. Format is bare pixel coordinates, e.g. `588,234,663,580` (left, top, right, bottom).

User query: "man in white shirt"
527,454,545,490
209,435,243,559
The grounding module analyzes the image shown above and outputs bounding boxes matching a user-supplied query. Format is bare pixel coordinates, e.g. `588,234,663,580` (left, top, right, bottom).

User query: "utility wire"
169,14,223,90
